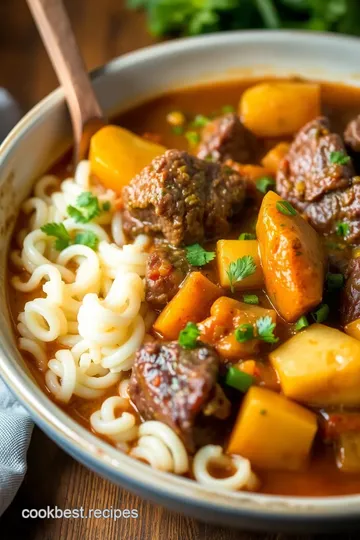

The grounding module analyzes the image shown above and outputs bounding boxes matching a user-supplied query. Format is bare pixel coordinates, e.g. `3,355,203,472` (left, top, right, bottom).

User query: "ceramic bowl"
2,31,360,532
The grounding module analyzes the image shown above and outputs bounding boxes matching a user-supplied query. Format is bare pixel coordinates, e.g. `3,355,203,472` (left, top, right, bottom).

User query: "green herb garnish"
330,151,351,165
222,105,235,114
238,232,256,240
178,322,200,349
256,176,275,194
185,131,200,146
225,366,254,393
172,125,184,135
276,200,297,216
256,316,279,344
190,114,210,128
234,323,254,343
336,221,350,237
227,255,257,292
295,316,309,332
326,272,344,291
102,201,111,212
67,192,101,223
41,222,99,252
311,304,329,323
243,294,259,305
186,244,215,266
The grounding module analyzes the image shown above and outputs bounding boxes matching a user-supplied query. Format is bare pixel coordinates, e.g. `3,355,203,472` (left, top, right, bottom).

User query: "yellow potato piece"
217,239,264,290
239,82,321,137
345,318,360,341
270,324,360,407
90,125,166,193
228,387,317,471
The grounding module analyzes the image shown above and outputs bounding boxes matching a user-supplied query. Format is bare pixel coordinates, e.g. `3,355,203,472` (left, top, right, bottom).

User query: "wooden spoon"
26,0,105,163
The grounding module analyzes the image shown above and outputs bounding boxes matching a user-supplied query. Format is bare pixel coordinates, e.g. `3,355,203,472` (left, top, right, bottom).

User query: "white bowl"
1,31,360,532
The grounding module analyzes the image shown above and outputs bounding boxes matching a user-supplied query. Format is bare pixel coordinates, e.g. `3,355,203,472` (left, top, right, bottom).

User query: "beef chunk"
341,257,360,326
345,114,360,153
122,149,246,246
277,117,360,242
129,341,229,452
197,113,256,163
145,246,191,306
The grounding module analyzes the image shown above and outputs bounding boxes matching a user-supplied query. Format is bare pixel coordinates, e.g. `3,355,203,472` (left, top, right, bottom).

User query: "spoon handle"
26,0,105,162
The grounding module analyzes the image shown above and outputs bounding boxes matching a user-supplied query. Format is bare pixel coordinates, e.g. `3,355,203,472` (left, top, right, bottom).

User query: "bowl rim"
2,29,360,526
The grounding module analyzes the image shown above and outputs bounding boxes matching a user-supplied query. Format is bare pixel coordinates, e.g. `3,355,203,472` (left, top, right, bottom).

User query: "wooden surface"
0,1,357,538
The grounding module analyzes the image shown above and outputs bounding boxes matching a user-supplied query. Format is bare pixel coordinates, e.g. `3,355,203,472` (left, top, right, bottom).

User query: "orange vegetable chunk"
261,142,290,175
256,190,325,322
228,387,317,471
217,240,264,291
153,272,222,340
90,125,166,193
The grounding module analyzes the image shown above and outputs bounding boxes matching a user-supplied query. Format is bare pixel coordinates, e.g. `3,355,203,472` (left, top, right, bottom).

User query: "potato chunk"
217,239,264,290
261,142,290,175
153,272,222,340
90,125,166,193
270,324,360,407
228,387,317,471
239,82,321,137
256,191,325,322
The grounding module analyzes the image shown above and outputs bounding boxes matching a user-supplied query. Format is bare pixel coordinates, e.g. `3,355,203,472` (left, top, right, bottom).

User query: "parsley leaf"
227,255,257,292
179,322,200,349
222,104,235,113
67,192,101,223
243,294,259,305
190,114,210,128
336,221,350,237
41,222,71,251
234,324,254,343
330,151,351,165
238,232,256,240
185,131,200,146
186,244,215,266
276,200,297,216
74,231,99,250
102,201,111,212
255,176,275,194
256,316,279,344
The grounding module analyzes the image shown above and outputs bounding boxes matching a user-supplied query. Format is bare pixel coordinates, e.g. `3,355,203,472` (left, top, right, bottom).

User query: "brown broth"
8,77,360,497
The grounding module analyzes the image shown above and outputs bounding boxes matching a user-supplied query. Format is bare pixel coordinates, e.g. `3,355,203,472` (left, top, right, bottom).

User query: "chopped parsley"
172,125,184,135
234,323,254,343
225,366,253,393
178,322,200,349
326,272,344,291
256,316,279,344
227,255,257,292
67,192,101,223
102,201,111,212
276,200,297,216
243,294,259,305
330,151,351,165
238,232,256,240
190,114,210,128
41,222,99,251
186,244,215,266
336,221,350,237
222,105,235,114
295,316,309,332
185,131,200,146
256,176,275,194
311,304,329,323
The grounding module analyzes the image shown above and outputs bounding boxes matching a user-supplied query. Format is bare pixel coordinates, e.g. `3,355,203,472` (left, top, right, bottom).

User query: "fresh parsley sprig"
186,244,215,266
41,222,99,251
67,192,102,224
227,255,256,292
256,316,279,344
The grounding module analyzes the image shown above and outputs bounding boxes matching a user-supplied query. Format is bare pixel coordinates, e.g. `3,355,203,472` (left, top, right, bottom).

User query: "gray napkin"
0,88,33,516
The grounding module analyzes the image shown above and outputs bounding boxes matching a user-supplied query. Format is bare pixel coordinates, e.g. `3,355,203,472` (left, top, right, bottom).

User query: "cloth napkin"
0,89,33,516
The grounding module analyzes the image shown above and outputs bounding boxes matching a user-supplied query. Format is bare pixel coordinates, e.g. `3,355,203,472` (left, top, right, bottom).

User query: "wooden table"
0,1,356,538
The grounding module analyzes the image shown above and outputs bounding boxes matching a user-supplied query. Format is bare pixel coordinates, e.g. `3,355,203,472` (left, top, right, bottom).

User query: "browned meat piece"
277,117,354,203
145,246,191,306
277,117,360,242
345,114,360,152
129,341,229,452
341,257,360,326
197,113,256,163
122,149,246,247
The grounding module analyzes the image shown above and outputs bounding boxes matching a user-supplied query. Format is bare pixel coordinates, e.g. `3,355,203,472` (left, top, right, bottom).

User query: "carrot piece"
256,191,325,322
261,142,290,175
90,125,166,193
153,272,222,340
227,387,317,471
